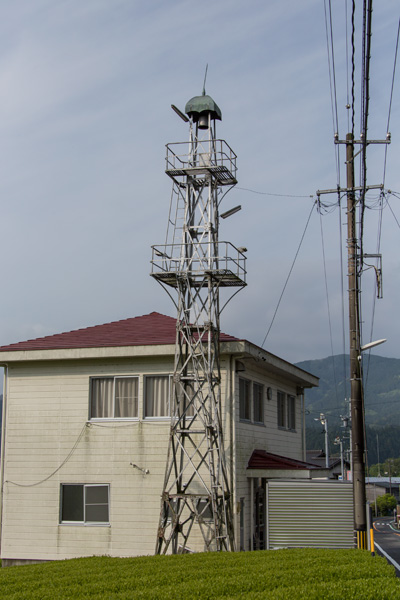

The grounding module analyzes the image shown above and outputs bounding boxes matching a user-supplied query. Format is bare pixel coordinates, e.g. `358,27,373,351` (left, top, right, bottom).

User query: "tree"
375,494,396,516
368,458,400,477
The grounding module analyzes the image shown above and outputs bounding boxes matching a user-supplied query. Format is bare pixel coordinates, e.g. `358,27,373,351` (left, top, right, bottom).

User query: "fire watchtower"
151,89,246,554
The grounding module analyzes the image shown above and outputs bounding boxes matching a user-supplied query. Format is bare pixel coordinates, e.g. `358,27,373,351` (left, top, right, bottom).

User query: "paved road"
373,516,400,576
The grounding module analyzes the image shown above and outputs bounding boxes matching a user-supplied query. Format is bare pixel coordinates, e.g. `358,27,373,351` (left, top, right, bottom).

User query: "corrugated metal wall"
267,480,354,549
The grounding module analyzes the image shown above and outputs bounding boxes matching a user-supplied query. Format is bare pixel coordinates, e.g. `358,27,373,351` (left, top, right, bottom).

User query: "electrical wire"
260,200,317,348
387,198,400,229
338,195,349,400
233,186,313,199
6,423,88,488
351,0,356,136
363,190,384,393
324,0,337,137
319,202,342,413
383,17,400,187
359,0,373,271
5,420,143,488
345,0,349,131
324,0,341,184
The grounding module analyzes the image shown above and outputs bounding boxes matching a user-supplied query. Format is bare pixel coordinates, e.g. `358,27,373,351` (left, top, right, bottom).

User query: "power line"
338,195,349,400
324,0,341,183
383,17,400,187
387,198,400,229
345,0,351,132
234,186,313,199
260,201,316,348
6,423,88,487
318,201,341,413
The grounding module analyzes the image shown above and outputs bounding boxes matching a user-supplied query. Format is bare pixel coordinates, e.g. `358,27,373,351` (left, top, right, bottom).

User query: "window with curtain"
144,375,171,417
90,377,138,419
173,380,195,418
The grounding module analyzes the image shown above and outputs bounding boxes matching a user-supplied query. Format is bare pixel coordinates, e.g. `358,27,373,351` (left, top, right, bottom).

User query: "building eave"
0,344,178,363
223,340,319,388
0,341,246,363
0,338,318,389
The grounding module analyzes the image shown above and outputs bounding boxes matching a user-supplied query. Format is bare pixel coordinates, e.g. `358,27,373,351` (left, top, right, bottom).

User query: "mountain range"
296,354,400,463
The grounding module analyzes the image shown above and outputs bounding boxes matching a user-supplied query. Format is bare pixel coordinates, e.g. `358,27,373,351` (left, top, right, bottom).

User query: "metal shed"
266,480,354,549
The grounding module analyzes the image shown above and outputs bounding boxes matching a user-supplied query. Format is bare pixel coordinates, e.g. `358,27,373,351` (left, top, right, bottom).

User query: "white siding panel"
233,364,307,551
1,358,177,560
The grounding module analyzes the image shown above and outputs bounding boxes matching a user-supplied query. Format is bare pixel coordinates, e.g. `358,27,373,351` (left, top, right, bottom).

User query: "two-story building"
0,311,355,565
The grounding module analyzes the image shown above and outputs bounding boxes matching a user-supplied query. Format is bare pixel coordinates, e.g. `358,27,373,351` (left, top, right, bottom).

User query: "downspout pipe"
0,364,8,555
229,355,235,548
301,389,306,462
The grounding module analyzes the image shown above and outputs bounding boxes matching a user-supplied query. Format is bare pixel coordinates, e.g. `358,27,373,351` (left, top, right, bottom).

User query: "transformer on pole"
151,89,246,553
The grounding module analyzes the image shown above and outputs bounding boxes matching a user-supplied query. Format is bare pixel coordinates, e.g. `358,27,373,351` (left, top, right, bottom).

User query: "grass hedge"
0,548,399,599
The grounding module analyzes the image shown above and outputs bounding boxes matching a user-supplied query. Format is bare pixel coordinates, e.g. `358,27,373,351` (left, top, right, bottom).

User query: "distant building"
366,477,400,503
306,449,350,480
0,312,354,565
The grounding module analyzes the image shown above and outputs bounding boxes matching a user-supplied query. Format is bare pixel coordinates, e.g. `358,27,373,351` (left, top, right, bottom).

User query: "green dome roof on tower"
185,92,222,121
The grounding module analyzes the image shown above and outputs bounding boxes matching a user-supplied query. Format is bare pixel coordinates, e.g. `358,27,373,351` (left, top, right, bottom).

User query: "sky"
0,0,399,364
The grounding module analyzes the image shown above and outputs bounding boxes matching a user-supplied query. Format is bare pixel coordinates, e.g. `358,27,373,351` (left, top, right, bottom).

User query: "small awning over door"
247,449,330,479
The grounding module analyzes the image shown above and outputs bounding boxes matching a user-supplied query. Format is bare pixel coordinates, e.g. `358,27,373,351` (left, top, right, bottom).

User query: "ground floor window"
60,484,109,524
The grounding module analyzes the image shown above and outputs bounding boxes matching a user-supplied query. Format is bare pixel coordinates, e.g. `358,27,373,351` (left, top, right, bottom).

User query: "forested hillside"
297,355,400,463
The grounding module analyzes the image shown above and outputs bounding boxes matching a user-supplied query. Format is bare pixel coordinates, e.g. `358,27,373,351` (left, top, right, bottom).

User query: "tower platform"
165,140,237,186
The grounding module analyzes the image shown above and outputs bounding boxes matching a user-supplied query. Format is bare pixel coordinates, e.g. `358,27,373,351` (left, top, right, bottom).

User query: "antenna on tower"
202,63,208,95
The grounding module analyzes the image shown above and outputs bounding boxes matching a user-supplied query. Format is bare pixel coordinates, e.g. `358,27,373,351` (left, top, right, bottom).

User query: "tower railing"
165,139,237,185
151,242,246,288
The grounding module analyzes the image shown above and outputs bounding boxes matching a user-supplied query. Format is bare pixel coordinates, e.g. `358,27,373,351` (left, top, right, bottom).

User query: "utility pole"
377,434,381,477
315,414,329,469
346,132,367,549
317,132,389,548
334,437,345,480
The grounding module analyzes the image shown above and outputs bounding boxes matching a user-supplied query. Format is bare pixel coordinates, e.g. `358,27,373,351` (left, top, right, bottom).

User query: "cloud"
0,0,398,370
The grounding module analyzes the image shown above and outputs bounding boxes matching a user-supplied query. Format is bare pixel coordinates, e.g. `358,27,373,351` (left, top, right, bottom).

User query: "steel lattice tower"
151,90,246,554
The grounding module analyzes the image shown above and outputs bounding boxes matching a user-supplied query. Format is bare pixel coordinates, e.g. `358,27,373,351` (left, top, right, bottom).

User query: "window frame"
60,483,110,526
239,377,251,421
143,374,172,419
253,382,264,424
89,376,139,420
277,391,296,431
277,390,287,429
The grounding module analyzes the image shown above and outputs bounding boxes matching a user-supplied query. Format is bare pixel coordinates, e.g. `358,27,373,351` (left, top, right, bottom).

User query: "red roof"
0,312,239,352
247,449,320,471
